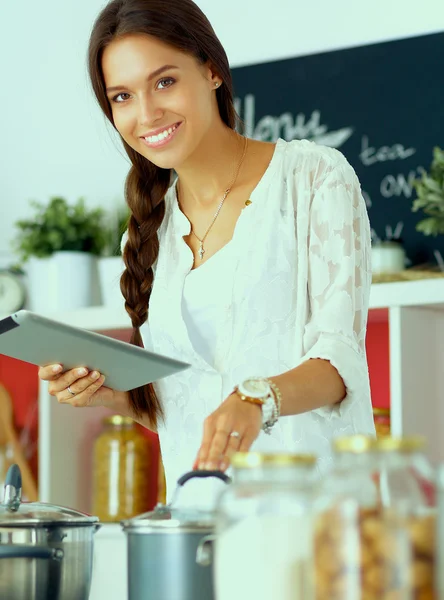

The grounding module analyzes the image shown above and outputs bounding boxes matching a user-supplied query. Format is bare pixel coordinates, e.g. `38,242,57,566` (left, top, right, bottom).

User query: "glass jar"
214,452,317,600
313,435,436,600
92,415,152,522
373,407,391,437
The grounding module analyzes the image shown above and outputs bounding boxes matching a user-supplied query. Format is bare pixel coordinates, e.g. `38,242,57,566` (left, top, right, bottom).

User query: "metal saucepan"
0,464,100,600
122,470,231,600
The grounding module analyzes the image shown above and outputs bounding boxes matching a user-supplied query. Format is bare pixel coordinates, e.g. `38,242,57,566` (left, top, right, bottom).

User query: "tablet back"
0,310,189,391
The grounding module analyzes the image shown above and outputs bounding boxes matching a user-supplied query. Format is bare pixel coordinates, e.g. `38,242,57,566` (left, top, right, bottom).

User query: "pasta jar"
92,415,152,522
373,407,391,437
313,435,436,600
214,452,317,600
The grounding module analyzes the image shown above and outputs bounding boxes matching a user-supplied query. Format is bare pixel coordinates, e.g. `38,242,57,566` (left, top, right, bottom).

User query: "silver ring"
229,431,241,439
67,385,76,396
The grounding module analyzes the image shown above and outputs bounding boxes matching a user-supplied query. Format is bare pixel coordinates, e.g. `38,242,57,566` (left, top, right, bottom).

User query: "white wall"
1,0,443,263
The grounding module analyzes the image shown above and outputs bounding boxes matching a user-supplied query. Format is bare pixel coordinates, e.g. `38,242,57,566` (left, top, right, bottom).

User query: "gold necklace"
179,136,248,261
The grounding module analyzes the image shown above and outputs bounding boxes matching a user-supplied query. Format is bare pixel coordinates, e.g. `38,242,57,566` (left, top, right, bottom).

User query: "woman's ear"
204,62,222,89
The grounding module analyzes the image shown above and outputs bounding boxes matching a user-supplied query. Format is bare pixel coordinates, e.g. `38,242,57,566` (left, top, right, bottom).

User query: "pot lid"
1,464,98,527
0,502,99,527
122,504,216,532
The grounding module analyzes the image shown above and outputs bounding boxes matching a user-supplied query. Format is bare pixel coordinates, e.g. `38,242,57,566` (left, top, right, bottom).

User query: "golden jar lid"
231,452,316,469
372,407,391,416
373,435,425,453
333,435,375,453
103,415,135,427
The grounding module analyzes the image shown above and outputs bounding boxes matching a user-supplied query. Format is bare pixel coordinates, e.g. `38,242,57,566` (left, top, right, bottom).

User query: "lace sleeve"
301,158,372,418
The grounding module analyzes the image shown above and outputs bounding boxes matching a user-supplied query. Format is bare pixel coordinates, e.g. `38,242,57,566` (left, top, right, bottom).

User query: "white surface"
1,0,443,262
215,516,311,600
89,524,127,600
388,306,444,465
97,256,125,308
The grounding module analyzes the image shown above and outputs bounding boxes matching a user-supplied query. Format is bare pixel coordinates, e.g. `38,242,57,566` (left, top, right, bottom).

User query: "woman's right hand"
38,364,114,409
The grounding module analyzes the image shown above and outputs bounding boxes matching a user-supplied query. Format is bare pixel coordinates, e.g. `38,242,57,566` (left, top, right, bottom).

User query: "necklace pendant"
198,243,205,260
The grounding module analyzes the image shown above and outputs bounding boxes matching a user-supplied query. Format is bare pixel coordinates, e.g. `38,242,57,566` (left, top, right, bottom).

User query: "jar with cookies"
92,415,152,522
313,435,437,600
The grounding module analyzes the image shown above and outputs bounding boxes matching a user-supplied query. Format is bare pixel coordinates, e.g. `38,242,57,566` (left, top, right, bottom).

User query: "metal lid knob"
2,464,22,512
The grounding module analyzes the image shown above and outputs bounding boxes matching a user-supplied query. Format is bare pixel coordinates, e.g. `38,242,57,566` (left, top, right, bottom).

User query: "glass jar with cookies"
313,435,436,600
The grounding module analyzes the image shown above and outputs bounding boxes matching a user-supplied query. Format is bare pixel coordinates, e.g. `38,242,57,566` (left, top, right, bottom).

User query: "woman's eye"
112,92,131,103
157,77,175,90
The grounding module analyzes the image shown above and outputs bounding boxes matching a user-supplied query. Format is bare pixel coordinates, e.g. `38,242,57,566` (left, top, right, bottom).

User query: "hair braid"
120,150,170,424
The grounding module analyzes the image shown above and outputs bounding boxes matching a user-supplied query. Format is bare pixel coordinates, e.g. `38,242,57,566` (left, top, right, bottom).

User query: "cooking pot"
122,470,231,600
0,463,100,600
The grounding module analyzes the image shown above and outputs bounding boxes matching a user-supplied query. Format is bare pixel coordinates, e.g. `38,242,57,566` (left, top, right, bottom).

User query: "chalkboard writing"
232,32,444,266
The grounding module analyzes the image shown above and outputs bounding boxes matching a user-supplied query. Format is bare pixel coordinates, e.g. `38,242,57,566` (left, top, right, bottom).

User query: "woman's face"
102,34,220,170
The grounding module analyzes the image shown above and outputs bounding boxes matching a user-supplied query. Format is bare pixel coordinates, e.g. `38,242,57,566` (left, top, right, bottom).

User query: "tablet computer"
0,310,190,391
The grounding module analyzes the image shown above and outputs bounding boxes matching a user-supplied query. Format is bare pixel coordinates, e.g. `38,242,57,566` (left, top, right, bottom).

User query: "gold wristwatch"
233,378,280,434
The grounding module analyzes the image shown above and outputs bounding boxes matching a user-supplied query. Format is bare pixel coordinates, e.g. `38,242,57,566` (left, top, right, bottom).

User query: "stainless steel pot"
122,470,231,600
0,464,100,600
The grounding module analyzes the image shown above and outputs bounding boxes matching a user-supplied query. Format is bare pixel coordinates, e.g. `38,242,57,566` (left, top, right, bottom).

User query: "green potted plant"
13,197,107,312
97,205,130,308
412,146,444,236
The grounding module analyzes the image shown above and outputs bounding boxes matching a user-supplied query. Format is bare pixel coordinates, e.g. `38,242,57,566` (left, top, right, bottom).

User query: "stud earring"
215,82,220,88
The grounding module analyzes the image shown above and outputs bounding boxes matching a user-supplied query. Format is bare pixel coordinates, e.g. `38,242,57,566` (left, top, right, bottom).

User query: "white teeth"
145,124,177,144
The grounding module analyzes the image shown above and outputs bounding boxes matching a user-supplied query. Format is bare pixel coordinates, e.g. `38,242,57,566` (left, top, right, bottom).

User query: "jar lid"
373,435,425,453
121,504,215,533
0,501,99,527
372,407,391,416
230,452,317,469
103,415,134,426
333,435,375,453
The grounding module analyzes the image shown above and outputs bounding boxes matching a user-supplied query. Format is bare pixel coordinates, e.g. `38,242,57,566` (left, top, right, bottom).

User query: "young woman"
38,0,375,500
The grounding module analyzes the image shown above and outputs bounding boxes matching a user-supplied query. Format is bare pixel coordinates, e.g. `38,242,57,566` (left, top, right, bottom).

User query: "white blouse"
138,138,376,503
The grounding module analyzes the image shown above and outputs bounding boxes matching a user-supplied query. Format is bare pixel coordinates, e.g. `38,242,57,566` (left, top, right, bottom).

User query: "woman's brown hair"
88,0,238,426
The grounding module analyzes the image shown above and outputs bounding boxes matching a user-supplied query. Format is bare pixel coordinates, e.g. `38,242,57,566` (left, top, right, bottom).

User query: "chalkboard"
231,32,444,267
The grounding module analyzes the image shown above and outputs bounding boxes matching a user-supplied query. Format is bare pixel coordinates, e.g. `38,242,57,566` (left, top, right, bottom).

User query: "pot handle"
168,470,231,508
177,470,231,487
0,546,64,561
196,534,215,567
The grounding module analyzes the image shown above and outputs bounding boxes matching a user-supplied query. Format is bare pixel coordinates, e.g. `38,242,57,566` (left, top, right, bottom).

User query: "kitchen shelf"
40,278,444,331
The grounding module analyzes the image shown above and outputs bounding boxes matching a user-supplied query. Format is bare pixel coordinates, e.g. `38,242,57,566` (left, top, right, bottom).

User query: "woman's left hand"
193,392,262,472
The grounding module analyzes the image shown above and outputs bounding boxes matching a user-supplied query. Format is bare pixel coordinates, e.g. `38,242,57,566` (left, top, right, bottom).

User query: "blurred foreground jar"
92,415,151,522
214,452,317,600
313,435,436,600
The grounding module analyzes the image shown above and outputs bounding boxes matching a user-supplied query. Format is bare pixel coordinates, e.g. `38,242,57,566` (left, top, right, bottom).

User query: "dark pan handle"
168,470,231,508
177,470,231,487
0,546,64,561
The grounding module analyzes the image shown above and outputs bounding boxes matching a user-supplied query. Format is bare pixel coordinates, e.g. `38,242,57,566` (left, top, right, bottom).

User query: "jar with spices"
313,435,436,600
373,406,391,437
213,452,317,600
92,415,152,522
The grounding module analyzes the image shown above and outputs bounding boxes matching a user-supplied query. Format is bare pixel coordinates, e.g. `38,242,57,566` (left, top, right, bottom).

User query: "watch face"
0,272,26,314
243,379,270,397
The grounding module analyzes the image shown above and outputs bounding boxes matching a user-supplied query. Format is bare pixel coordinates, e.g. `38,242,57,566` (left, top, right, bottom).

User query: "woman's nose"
138,95,164,128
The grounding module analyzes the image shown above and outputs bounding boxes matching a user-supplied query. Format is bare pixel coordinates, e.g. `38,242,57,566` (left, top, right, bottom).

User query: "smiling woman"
37,0,376,505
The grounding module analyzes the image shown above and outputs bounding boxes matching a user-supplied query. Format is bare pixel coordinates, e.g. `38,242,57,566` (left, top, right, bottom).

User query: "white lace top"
139,138,376,503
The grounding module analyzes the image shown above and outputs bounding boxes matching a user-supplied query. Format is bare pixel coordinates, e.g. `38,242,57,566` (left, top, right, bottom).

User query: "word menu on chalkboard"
232,32,444,266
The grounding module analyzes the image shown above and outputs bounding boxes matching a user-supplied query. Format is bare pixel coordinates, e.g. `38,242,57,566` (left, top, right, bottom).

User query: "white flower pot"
98,255,125,308
27,252,98,312
371,241,406,275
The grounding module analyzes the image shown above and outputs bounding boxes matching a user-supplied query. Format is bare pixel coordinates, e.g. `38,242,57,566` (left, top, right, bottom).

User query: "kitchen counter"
90,524,127,600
